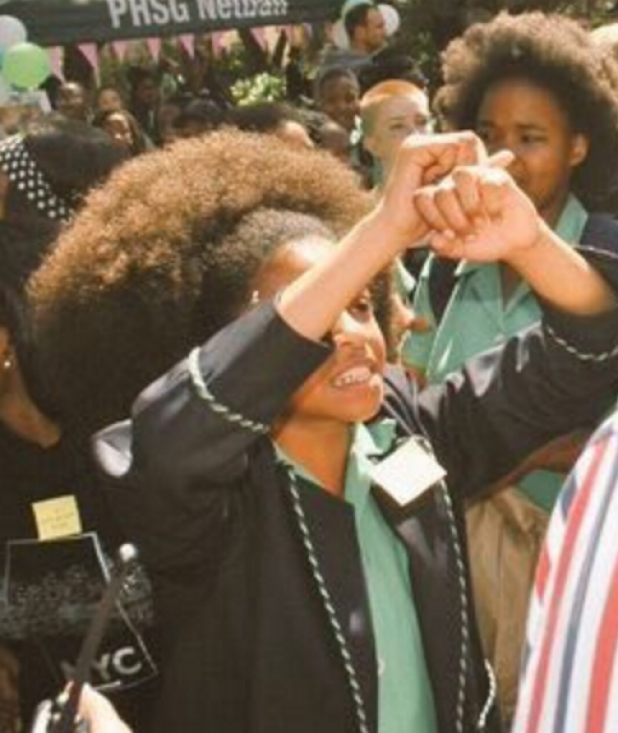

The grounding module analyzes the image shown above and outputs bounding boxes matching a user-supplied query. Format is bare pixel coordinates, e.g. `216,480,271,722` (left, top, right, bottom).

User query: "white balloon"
0,15,27,51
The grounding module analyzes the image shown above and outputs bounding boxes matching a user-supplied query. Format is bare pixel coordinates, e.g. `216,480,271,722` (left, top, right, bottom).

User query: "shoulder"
581,212,618,253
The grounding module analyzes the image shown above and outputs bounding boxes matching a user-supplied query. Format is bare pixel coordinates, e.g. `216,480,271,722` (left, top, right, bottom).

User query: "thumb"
478,167,513,219
487,149,515,170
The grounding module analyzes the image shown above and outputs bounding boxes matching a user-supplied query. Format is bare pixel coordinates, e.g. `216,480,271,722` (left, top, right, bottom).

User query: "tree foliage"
396,0,618,87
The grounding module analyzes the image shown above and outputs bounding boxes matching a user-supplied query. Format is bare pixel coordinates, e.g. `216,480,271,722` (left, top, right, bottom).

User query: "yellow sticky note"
31,495,82,540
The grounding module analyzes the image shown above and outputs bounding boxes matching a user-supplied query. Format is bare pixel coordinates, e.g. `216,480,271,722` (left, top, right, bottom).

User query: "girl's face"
103,113,134,151
364,92,431,173
318,77,360,133
476,78,588,224
257,237,386,431
97,89,124,114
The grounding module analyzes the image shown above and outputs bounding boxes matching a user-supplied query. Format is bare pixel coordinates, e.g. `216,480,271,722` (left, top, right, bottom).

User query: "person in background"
156,95,185,147
226,103,314,149
512,410,618,733
407,11,618,723
358,47,427,95
55,82,91,124
314,66,373,186
320,0,389,74
0,119,155,732
127,67,162,146
0,115,127,230
92,109,148,157
361,79,431,188
172,98,225,139
94,86,126,116
359,79,432,361
314,66,361,136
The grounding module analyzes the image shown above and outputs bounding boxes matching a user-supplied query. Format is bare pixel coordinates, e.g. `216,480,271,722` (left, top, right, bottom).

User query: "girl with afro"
406,12,618,722
28,128,618,732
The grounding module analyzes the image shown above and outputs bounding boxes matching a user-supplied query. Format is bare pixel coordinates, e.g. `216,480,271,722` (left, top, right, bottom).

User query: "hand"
413,154,545,264
77,685,132,733
489,431,590,492
377,131,487,250
515,431,590,475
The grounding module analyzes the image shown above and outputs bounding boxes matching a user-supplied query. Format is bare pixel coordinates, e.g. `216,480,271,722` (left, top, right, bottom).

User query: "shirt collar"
273,418,398,496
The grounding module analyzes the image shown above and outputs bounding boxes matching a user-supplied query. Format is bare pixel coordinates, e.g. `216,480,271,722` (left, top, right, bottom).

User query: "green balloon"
3,42,51,90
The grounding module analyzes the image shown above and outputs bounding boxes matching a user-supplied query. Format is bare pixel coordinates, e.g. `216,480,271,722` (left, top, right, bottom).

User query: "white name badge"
370,437,446,506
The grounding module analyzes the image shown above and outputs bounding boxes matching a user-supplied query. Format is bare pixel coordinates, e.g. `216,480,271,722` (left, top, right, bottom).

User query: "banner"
0,0,337,46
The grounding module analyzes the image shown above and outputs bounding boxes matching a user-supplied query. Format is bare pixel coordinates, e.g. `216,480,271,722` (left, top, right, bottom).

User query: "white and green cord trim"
545,324,618,363
285,466,371,733
188,348,269,435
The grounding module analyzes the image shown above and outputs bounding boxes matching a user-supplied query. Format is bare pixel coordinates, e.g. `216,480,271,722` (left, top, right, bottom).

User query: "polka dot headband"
0,135,73,222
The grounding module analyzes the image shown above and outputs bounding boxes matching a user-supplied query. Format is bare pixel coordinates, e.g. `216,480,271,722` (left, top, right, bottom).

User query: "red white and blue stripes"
513,413,618,733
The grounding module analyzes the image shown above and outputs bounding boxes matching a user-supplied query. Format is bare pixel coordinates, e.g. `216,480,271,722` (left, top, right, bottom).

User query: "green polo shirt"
275,421,437,733
403,194,588,511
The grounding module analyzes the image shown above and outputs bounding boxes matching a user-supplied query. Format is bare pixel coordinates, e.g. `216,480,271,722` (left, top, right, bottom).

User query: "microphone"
29,544,139,733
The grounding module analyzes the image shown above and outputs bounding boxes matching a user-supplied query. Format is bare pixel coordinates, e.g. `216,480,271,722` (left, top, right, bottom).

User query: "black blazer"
95,293,618,733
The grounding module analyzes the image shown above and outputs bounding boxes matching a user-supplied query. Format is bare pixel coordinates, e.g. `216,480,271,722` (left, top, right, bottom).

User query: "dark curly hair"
91,108,148,156
439,12,618,208
30,130,389,435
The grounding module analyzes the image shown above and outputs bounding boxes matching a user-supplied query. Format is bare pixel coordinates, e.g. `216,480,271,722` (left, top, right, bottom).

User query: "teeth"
333,366,372,388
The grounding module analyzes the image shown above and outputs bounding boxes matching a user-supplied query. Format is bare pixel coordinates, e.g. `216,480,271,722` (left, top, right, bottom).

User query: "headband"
0,135,73,222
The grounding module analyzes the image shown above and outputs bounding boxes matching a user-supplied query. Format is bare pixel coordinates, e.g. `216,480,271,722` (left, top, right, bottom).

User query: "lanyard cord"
437,477,468,733
285,467,371,733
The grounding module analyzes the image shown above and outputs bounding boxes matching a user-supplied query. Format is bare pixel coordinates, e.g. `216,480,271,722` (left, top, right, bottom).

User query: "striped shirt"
513,412,618,733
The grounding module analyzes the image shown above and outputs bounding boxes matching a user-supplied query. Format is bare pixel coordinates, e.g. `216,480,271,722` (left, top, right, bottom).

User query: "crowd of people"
3,3,618,733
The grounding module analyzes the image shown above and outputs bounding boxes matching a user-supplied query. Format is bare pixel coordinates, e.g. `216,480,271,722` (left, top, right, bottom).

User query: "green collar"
273,418,398,494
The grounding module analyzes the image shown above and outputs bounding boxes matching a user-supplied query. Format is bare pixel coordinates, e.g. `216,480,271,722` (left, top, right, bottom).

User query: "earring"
3,356,12,371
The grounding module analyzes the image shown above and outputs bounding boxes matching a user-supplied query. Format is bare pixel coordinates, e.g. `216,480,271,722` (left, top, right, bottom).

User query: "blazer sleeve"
92,302,330,572
416,298,618,501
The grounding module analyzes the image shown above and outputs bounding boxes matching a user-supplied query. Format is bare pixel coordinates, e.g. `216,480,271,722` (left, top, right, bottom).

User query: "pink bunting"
48,46,65,81
78,43,99,81
178,34,195,58
251,27,267,50
112,39,129,61
146,37,161,61
211,31,225,58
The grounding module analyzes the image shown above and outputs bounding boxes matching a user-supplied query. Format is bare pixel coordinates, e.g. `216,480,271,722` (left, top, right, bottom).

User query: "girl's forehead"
274,236,333,271
255,236,333,294
481,76,563,108
322,77,359,98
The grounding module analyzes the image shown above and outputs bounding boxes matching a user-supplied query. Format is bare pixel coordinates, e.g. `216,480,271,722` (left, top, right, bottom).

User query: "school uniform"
405,195,615,510
404,199,618,720
95,285,618,733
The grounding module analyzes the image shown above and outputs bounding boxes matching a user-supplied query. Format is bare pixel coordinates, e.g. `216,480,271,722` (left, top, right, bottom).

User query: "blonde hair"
360,80,426,134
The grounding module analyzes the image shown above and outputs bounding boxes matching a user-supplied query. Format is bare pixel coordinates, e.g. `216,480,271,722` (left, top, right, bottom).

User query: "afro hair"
439,12,618,209
30,130,376,435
